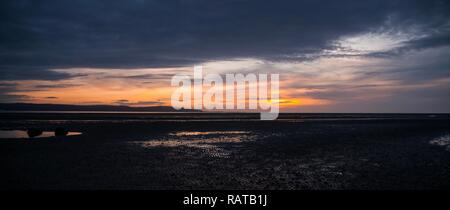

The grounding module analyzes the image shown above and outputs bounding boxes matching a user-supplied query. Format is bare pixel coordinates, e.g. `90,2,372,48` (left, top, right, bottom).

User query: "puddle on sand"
0,130,82,139
133,131,256,158
430,134,450,151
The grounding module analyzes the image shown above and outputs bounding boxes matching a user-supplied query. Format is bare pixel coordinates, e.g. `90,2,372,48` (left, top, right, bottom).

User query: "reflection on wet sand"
430,134,450,151
133,131,256,158
0,130,82,139
171,131,250,136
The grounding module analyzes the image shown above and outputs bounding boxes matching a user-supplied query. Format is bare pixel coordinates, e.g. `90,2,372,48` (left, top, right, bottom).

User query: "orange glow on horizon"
10,65,334,111
20,85,330,110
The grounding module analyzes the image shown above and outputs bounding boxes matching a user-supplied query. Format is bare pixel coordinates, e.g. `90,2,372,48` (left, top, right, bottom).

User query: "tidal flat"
0,113,449,190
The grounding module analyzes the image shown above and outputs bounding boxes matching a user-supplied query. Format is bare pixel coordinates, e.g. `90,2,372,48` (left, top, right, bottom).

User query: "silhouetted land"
0,112,449,189
0,103,198,112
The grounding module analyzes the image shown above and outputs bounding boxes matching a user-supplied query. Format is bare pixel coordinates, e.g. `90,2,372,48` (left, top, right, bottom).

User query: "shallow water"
133,130,256,158
170,131,250,136
0,130,82,139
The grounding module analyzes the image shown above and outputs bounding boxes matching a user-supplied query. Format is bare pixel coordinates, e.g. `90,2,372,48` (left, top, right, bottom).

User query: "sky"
0,0,449,112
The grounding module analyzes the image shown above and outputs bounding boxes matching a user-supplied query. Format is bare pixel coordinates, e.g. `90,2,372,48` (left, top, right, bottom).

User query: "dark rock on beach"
54,127,69,136
27,128,43,138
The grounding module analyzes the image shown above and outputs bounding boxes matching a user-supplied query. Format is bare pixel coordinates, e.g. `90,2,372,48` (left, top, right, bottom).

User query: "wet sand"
0,113,449,190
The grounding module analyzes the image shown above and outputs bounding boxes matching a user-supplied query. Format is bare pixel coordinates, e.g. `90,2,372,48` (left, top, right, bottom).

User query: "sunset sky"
1,0,449,112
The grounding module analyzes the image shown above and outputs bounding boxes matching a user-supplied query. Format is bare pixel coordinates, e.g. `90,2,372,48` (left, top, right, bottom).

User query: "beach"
0,113,449,190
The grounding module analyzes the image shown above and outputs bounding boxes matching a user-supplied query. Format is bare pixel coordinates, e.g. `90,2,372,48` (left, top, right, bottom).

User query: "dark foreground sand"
0,113,449,190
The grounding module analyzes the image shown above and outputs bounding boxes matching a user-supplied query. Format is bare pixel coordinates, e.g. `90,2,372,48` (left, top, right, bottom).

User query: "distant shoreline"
1,103,449,114
1,111,449,122
0,103,199,112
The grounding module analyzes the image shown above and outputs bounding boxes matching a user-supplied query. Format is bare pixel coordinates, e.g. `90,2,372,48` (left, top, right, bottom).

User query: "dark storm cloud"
1,0,449,81
0,66,76,81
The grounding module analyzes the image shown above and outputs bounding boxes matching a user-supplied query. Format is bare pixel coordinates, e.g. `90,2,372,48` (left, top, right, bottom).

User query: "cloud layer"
0,0,449,112
1,0,449,77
